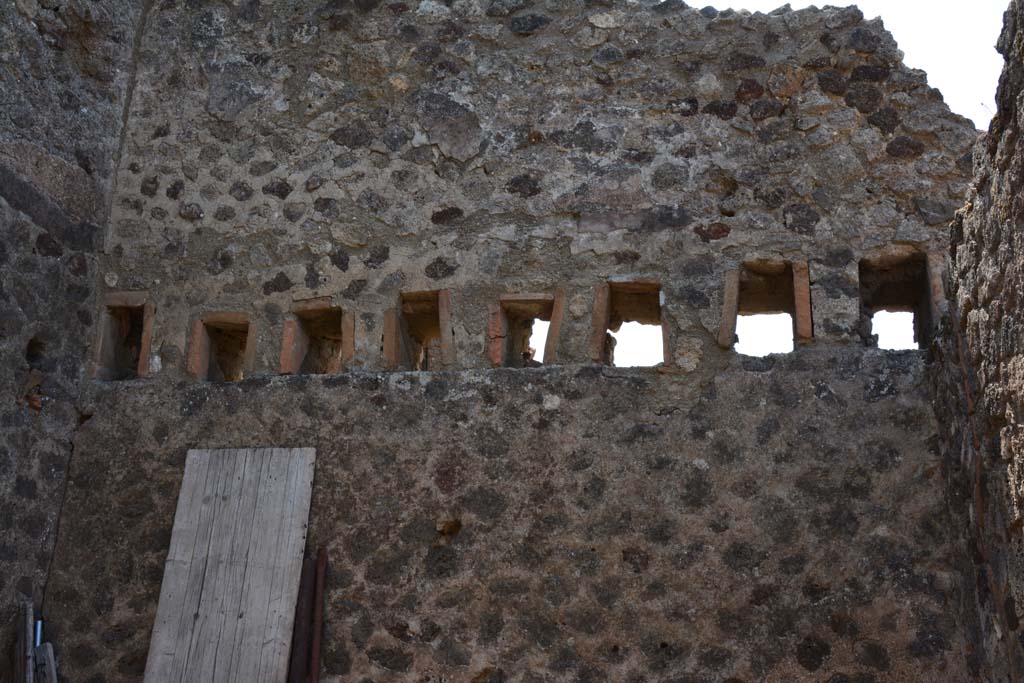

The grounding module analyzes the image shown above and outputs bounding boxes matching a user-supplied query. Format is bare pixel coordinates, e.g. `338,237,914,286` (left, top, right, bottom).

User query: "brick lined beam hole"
280,303,352,375
92,292,154,380
488,293,563,368
733,260,805,357
187,313,254,382
859,249,931,350
385,291,455,371
590,280,665,367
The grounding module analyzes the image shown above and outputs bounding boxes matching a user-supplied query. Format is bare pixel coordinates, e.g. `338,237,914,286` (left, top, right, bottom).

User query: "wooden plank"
144,448,316,683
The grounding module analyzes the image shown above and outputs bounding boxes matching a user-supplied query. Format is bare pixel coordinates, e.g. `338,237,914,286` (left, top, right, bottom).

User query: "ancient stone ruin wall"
936,0,1024,679
0,0,149,656
46,357,968,681
103,1,975,374
1,0,994,681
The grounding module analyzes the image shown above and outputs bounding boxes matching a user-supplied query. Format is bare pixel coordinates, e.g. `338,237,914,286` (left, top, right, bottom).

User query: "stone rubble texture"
4,0,1023,680
937,0,1024,680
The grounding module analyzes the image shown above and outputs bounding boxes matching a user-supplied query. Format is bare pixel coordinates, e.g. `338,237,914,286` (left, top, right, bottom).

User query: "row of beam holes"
94,255,928,381
735,256,926,356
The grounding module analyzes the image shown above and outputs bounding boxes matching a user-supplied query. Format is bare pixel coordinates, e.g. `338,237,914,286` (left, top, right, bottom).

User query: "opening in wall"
384,290,454,371
871,310,917,350
719,261,812,356
590,280,665,367
859,251,930,350
737,262,795,357
187,313,253,382
280,301,353,375
92,292,154,380
487,292,565,367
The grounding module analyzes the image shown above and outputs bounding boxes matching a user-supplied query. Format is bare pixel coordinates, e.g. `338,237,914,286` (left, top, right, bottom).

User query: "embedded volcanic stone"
887,136,926,159
726,51,766,71
329,247,349,271
914,197,955,225
262,179,293,200
844,83,883,113
141,176,158,197
213,206,235,221
652,164,688,190
784,203,821,234
431,206,464,224
178,203,203,221
507,174,541,197
362,245,389,268
849,27,882,53
509,14,550,35
262,271,293,295
851,64,891,82
819,70,849,95
417,92,483,161
735,78,765,104
868,107,900,134
331,119,372,149
704,101,738,119
751,99,785,121
425,257,458,279
229,181,253,201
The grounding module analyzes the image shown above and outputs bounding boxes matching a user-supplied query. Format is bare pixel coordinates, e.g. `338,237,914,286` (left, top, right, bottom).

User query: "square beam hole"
203,318,250,381
735,262,795,357
860,253,930,350
400,291,443,371
296,307,344,374
95,305,146,380
497,296,555,367
601,282,664,367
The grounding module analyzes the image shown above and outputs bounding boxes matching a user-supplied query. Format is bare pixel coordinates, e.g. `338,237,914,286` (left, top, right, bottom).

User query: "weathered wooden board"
143,447,316,683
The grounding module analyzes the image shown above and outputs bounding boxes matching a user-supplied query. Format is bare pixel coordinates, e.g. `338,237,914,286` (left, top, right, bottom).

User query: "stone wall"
103,1,975,375
45,352,971,682
1,0,998,681
0,0,149,664
937,0,1024,679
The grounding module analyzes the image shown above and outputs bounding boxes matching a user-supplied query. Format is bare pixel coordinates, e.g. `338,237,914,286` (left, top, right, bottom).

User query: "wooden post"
588,282,611,363
717,269,741,349
792,261,813,344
